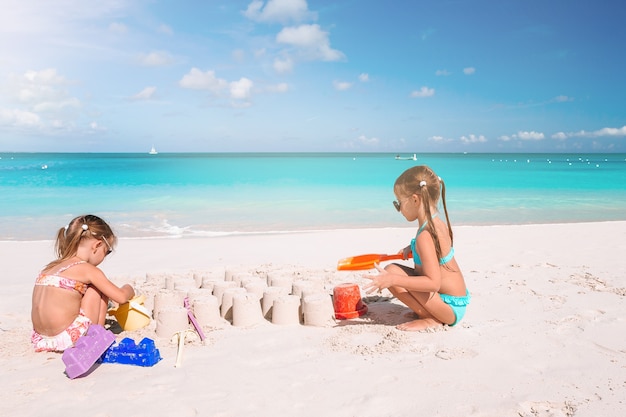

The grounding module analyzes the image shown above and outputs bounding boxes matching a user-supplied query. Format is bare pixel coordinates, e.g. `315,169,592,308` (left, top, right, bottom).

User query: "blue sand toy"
100,337,162,367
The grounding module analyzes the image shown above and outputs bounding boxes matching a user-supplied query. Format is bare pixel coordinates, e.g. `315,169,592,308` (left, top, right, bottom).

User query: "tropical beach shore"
0,222,624,417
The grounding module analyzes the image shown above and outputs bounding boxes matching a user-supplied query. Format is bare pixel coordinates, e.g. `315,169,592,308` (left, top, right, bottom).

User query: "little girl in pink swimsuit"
31,215,135,352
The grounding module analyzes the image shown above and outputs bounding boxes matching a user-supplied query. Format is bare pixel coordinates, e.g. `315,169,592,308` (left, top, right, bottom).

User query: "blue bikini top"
410,214,455,266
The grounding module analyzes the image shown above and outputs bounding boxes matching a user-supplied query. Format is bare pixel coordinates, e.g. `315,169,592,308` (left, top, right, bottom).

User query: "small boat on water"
395,153,417,161
149,145,158,155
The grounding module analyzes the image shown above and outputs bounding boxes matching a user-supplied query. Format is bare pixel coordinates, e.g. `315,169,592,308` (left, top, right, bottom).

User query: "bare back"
31,261,89,336
419,216,466,297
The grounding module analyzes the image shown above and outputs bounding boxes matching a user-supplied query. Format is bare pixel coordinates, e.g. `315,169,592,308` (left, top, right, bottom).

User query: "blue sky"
1,0,625,153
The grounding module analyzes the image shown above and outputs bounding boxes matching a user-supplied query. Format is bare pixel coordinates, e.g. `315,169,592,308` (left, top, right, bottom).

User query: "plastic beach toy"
62,324,116,379
184,297,205,341
108,295,151,331
172,329,197,368
100,337,162,367
333,283,368,319
337,252,412,271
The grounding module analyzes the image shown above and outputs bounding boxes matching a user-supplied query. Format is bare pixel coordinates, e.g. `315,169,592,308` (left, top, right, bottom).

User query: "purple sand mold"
62,324,116,379
100,337,162,367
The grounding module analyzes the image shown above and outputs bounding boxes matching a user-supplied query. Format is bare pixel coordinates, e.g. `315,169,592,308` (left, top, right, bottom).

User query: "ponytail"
44,215,116,271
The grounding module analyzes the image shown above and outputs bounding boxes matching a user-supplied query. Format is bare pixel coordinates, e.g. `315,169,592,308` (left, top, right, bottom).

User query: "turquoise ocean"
1,152,625,241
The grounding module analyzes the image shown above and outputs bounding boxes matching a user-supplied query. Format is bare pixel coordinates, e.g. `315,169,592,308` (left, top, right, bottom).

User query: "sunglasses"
393,195,413,212
101,235,113,256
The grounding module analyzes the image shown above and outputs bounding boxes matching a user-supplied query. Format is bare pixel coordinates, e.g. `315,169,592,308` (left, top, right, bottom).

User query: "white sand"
1,222,625,416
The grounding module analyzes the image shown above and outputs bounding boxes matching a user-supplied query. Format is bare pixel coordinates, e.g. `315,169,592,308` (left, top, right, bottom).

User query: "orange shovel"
337,252,412,271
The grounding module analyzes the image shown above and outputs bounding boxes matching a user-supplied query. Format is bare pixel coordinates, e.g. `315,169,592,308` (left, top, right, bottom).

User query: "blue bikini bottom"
440,289,471,326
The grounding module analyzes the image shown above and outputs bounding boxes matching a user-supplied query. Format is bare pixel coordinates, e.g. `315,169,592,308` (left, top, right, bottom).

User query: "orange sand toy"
332,283,368,319
336,252,412,271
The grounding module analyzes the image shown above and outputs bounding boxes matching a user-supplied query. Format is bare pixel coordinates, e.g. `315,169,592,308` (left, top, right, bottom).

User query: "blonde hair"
44,214,117,270
394,165,453,263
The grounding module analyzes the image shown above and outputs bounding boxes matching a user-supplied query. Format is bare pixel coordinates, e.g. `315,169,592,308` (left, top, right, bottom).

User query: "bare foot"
403,311,419,319
396,318,443,332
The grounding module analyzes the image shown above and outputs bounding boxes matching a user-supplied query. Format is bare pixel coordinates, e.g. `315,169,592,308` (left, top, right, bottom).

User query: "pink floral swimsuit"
31,261,92,352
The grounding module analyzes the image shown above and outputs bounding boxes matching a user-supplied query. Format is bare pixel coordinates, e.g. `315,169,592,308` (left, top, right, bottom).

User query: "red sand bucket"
333,283,368,320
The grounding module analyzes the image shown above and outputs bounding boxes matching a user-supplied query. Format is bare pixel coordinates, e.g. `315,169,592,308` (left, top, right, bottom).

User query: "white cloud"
460,134,487,144
429,135,452,143
435,69,451,76
179,69,286,105
15,69,70,106
333,80,352,91
273,56,294,73
138,51,175,67
552,125,626,139
9,69,81,113
463,67,476,75
0,108,41,127
276,24,344,61
410,86,435,98
23,68,66,84
17,85,49,103
517,131,545,140
230,78,254,100
359,73,369,82
51,119,67,129
179,68,229,93
109,22,128,34
17,86,64,104
130,86,157,101
276,24,321,47
0,68,93,134
33,98,80,112
357,135,379,145
243,0,316,24
89,121,106,132
553,95,573,103
498,131,545,141
585,126,626,137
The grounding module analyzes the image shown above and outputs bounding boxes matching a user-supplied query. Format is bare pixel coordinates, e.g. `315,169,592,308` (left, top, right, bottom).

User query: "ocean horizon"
2,152,625,241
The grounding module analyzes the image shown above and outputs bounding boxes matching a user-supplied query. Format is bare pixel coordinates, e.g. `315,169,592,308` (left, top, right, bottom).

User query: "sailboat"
149,145,158,155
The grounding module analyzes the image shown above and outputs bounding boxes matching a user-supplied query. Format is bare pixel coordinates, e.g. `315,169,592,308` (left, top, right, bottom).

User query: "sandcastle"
126,266,354,341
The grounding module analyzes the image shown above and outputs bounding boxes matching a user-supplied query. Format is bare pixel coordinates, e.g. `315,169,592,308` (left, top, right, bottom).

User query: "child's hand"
401,246,411,260
131,287,142,300
363,263,393,294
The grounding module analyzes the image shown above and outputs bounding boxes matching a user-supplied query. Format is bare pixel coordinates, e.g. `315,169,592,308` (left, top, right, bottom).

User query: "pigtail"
53,227,67,259
419,180,444,263
46,216,84,270
439,178,454,246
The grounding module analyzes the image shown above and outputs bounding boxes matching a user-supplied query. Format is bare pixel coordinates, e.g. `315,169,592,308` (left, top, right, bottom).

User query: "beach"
0,222,624,416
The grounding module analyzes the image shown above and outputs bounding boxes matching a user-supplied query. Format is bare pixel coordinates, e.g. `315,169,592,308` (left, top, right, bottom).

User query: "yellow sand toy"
108,295,151,331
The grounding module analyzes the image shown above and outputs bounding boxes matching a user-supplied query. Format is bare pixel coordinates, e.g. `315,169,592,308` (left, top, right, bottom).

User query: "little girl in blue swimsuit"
364,165,470,331
31,215,135,352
